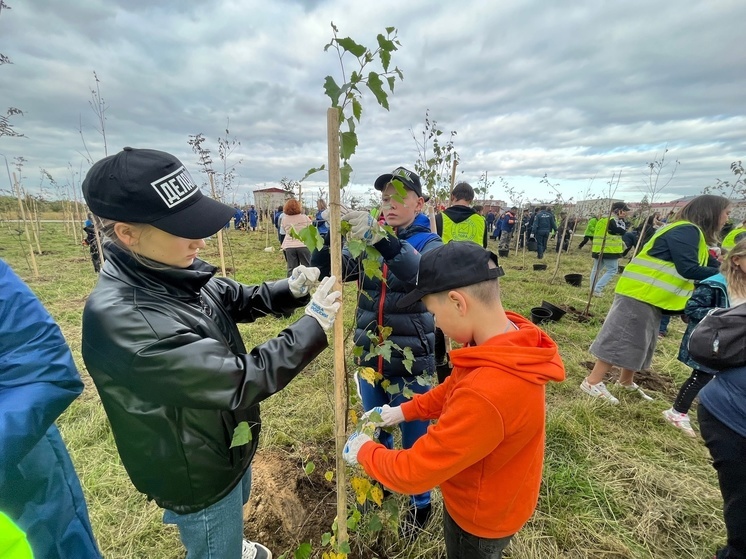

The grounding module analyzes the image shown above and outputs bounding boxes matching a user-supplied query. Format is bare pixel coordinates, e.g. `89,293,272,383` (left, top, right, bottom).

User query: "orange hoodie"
357,312,565,539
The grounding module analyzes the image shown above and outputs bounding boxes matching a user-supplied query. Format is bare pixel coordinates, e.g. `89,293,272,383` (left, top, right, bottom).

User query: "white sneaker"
662,408,696,438
617,382,654,401
242,540,272,559
580,379,619,404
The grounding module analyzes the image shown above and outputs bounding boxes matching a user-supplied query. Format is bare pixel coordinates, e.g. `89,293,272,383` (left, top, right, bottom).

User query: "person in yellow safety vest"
722,220,746,252
435,182,488,249
0,513,33,559
433,182,487,384
589,202,630,296
580,195,731,405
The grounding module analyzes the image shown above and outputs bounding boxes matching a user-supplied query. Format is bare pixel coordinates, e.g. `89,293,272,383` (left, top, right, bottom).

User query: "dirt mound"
243,450,337,555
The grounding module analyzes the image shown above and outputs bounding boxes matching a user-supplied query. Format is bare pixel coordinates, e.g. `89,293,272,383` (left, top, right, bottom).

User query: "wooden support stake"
13,173,38,278
449,159,458,200
327,107,348,547
208,173,227,277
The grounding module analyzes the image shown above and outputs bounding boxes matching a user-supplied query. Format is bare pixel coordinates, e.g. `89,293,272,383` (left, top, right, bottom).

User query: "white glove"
342,209,384,245
288,265,320,298
320,203,349,224
361,404,405,427
343,431,373,466
304,275,342,331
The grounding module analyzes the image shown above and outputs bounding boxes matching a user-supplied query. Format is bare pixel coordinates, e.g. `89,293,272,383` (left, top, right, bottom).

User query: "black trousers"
444,508,512,558
699,404,746,559
673,369,713,414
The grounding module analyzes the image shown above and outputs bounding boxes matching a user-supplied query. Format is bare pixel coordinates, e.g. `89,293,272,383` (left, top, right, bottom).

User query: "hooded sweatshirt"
357,312,565,539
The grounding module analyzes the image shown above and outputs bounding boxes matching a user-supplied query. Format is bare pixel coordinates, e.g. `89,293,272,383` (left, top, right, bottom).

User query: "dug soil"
244,449,400,558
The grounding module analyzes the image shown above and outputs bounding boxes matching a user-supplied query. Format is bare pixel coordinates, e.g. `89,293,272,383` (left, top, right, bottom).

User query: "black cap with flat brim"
397,242,505,308
374,166,424,199
82,147,235,239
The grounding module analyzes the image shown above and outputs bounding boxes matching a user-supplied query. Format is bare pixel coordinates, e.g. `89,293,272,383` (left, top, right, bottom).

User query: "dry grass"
0,221,725,558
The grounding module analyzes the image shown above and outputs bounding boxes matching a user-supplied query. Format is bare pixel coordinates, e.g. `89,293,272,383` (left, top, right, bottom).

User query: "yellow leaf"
348,409,358,426
381,379,391,391
369,485,384,506
350,476,371,505
358,366,380,385
324,470,334,482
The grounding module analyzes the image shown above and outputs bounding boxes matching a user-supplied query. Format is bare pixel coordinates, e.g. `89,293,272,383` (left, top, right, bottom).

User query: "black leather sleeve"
211,276,308,322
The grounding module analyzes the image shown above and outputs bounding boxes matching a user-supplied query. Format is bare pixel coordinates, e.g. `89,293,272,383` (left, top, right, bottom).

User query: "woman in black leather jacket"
80,148,341,559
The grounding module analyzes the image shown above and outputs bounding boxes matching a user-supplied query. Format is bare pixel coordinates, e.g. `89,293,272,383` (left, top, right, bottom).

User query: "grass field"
0,219,725,559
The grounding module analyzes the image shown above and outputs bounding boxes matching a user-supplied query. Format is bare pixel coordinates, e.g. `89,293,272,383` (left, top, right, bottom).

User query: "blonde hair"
96,216,171,270
722,238,746,300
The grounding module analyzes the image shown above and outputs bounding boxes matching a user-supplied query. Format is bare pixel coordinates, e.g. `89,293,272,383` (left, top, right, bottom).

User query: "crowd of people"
4,148,744,559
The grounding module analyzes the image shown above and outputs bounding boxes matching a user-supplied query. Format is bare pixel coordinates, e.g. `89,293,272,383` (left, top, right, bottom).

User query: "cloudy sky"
1,0,744,207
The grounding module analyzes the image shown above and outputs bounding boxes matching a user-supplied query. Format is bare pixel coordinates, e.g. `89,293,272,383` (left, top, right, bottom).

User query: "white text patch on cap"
151,166,198,208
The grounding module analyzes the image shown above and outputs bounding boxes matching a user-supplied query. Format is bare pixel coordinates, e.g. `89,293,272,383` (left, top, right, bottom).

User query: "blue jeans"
535,231,550,258
163,468,252,559
355,373,431,508
590,257,619,293
444,508,513,558
659,314,671,334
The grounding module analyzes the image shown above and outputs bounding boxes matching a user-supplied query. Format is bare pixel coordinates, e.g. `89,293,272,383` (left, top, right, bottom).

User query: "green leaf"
385,26,395,34
340,162,353,187
402,387,414,398
230,421,252,448
352,345,364,358
362,256,384,281
402,347,415,373
347,238,367,259
336,37,367,57
289,224,324,252
390,179,407,203
304,461,316,475
301,164,325,182
340,221,351,236
367,410,383,424
394,66,403,80
340,131,358,161
383,497,399,518
377,341,393,363
321,532,332,546
339,541,352,555
323,76,342,108
366,514,383,533
385,382,399,395
386,75,395,92
294,543,312,559
352,98,362,122
366,72,389,110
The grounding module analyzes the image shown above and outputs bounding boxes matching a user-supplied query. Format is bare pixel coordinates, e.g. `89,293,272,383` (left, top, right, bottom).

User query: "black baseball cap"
82,147,235,239
374,167,424,199
397,242,505,308
612,201,631,212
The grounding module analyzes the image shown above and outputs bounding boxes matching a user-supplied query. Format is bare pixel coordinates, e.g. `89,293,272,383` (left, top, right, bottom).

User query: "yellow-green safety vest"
441,212,486,245
591,217,624,254
0,512,33,559
615,220,709,311
722,227,746,251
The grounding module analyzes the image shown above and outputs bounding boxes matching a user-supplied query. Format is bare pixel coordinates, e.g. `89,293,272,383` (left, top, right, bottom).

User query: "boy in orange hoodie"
343,241,565,558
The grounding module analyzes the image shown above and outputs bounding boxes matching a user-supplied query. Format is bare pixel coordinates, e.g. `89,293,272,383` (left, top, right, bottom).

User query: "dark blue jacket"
0,260,101,558
313,213,442,377
678,274,729,373
531,210,557,234
700,364,746,438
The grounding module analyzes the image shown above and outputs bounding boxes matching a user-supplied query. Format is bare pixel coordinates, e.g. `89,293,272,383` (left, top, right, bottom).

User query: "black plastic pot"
533,263,547,271
530,307,553,324
498,248,509,258
527,239,538,252
541,301,566,321
564,273,582,287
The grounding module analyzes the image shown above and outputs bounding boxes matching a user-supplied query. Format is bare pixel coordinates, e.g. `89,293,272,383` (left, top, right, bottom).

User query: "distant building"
252,187,291,212
474,199,506,214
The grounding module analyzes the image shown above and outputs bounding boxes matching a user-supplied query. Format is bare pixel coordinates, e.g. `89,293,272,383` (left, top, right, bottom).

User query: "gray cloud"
1,0,744,206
